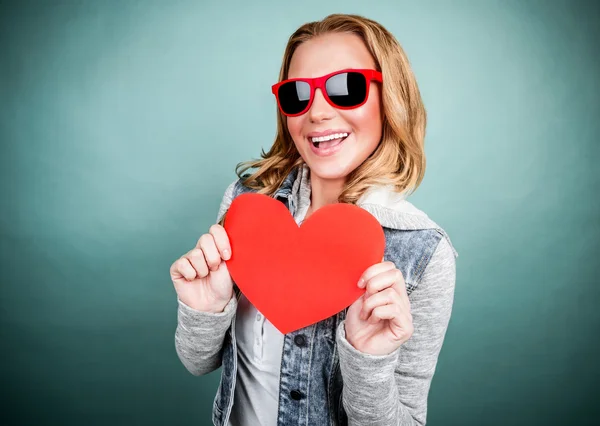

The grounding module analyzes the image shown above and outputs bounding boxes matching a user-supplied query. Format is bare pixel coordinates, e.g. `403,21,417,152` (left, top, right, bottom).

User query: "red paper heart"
223,193,385,334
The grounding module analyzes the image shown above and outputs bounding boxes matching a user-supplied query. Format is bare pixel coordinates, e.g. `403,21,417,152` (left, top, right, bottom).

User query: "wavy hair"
220,14,427,225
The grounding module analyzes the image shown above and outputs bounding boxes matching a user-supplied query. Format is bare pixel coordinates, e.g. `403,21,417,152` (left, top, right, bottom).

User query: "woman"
171,13,458,426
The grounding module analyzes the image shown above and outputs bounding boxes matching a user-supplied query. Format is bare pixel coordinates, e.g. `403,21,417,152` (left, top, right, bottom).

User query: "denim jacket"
175,165,458,426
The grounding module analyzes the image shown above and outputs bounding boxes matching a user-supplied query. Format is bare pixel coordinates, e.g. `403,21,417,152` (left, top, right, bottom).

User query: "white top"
227,164,429,426
228,166,312,426
227,294,285,426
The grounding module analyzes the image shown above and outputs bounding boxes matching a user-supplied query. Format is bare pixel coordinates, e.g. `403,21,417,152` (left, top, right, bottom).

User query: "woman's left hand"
344,260,414,356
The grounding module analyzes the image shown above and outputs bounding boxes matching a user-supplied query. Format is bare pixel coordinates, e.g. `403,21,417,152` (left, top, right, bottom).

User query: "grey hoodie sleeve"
174,179,239,376
336,234,457,426
175,295,238,375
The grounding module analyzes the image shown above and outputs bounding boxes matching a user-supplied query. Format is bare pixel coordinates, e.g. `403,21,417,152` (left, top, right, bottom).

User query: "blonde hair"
221,13,427,225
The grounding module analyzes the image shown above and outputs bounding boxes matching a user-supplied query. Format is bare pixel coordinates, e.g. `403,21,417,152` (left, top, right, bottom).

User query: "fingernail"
358,278,364,288
223,249,230,260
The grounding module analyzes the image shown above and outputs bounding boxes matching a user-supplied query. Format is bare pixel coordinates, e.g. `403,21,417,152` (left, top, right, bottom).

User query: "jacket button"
294,334,306,347
290,390,303,400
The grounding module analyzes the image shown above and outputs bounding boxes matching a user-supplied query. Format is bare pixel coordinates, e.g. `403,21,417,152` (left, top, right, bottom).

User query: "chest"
211,179,443,425
234,293,284,369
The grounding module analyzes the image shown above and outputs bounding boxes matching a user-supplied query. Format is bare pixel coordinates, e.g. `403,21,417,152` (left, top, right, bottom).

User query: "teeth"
310,132,348,143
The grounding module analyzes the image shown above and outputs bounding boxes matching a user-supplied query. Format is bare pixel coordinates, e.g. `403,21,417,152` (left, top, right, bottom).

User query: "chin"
307,162,353,181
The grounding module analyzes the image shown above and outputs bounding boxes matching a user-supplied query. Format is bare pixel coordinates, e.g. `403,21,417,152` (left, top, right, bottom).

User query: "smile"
308,133,350,157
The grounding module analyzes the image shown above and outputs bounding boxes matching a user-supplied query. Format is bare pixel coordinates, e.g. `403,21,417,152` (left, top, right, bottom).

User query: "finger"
186,248,209,278
171,258,196,281
364,268,402,298
367,304,402,325
358,261,395,288
391,275,410,311
360,287,401,321
209,224,232,261
198,233,221,271
397,284,411,313
370,305,414,342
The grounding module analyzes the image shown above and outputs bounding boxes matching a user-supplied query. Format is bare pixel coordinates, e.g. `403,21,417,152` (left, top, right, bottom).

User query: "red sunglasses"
271,68,383,117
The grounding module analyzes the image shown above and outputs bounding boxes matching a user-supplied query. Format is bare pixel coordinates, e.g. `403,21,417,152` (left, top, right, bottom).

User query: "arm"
175,294,237,375
174,179,239,376
336,236,457,425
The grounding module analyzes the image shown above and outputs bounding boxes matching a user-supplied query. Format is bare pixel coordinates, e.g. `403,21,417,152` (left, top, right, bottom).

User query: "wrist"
179,296,230,314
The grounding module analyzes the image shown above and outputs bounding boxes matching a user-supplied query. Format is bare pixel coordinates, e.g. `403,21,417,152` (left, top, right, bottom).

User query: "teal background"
1,0,598,425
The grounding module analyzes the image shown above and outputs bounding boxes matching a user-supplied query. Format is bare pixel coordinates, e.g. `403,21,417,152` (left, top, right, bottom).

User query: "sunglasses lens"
325,72,367,107
278,80,311,115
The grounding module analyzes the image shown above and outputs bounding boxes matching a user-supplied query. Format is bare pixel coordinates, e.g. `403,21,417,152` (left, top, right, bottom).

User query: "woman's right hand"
170,224,234,313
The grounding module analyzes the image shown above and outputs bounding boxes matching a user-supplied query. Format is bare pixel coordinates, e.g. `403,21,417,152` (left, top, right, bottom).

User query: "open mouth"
310,132,349,149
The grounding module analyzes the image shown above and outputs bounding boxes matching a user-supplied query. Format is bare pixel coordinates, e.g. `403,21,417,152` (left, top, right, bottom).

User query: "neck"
308,171,345,212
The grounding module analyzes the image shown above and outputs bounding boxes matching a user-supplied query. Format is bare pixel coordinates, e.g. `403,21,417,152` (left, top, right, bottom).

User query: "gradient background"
1,0,598,425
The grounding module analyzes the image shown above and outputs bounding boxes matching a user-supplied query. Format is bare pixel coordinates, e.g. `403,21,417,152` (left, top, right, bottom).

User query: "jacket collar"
274,164,458,257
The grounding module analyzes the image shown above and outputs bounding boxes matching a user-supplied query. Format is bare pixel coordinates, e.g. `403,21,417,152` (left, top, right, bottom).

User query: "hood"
277,164,458,258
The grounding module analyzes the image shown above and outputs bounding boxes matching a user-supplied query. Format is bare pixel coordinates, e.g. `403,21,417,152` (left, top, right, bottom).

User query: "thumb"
349,292,365,310
346,293,365,323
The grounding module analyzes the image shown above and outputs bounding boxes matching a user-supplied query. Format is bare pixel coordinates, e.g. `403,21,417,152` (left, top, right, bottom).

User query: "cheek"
364,94,383,140
286,117,304,146
343,84,382,135
346,102,382,140
362,88,383,127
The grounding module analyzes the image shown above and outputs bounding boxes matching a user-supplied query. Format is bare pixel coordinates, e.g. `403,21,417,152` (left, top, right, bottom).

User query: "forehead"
288,32,376,79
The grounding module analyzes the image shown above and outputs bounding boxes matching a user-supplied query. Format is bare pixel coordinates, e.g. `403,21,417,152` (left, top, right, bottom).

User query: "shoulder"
422,235,456,294
216,177,244,224
358,186,457,293
384,225,456,301
217,170,293,223
357,186,458,257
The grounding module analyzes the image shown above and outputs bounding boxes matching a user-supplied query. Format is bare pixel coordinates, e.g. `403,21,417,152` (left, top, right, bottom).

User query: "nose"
308,88,335,123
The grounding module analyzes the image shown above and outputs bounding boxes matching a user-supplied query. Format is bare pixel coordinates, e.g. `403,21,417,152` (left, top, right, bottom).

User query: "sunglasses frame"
271,68,383,117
